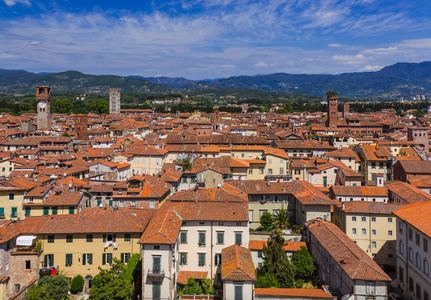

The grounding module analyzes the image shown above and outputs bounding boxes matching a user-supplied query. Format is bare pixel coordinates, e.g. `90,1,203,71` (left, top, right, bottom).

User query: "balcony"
147,269,165,278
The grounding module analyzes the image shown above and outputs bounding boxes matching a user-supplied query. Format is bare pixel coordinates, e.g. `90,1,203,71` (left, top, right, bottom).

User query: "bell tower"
326,91,338,128
36,86,51,130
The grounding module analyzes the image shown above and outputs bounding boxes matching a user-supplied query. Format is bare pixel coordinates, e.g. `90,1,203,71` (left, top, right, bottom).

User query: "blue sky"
0,0,431,80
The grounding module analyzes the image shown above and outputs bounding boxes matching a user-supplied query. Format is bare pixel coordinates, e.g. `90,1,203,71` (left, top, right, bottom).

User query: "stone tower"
326,91,338,127
36,86,51,130
109,88,121,114
343,103,350,119
408,127,429,152
74,114,88,140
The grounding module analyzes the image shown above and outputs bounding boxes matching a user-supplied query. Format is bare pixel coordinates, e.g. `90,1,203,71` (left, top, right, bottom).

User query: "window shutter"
82,254,86,265
51,254,54,267
89,254,93,265
103,234,106,242
102,253,106,265
44,255,47,267
113,234,116,242
121,253,124,263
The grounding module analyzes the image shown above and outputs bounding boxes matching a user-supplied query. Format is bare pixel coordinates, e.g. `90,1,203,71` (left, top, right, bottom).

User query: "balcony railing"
147,269,165,277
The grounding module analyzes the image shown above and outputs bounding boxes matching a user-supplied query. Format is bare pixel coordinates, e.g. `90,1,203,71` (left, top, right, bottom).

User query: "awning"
16,235,37,246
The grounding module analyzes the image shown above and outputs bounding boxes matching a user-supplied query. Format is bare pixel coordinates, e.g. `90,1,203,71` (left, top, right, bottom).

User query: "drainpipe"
211,221,213,281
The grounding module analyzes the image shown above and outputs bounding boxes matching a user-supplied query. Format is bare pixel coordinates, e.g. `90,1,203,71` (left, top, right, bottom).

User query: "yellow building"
17,207,155,287
333,201,405,266
0,179,35,220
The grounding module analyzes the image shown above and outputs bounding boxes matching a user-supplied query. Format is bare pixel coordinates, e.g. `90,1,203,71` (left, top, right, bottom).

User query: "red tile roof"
249,240,306,252
221,245,256,282
177,271,208,285
254,288,336,298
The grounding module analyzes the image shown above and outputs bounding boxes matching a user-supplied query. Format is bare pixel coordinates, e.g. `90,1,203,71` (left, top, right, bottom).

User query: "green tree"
124,253,140,283
273,208,290,230
182,277,202,295
52,98,73,114
38,275,69,300
291,246,316,280
70,274,85,294
24,285,52,300
262,230,296,288
201,278,214,295
255,272,279,288
88,98,109,115
89,258,133,300
260,211,273,231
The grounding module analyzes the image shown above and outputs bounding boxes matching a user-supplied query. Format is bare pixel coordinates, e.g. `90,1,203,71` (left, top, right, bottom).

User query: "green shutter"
69,207,74,214
153,256,160,271
82,254,86,265
121,253,124,263
0,207,4,216
234,285,243,300
97,200,101,207
25,207,30,216
124,234,131,242
66,254,72,266
43,207,49,215
102,253,106,265
11,207,17,218
199,253,205,265
235,233,242,245
109,200,113,207
113,234,116,242
44,255,47,267
153,284,161,299
89,254,93,265
199,232,205,244
52,207,57,215
217,232,224,244
103,234,106,242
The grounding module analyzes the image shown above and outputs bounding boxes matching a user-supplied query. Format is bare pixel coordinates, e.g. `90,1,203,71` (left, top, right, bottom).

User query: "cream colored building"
0,186,28,220
332,202,405,266
123,144,168,176
393,201,431,300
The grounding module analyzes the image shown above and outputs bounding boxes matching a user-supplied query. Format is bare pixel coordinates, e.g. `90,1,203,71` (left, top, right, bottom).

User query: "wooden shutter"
102,253,106,265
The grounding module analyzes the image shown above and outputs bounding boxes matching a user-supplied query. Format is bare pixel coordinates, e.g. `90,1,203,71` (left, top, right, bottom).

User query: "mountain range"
1,61,431,98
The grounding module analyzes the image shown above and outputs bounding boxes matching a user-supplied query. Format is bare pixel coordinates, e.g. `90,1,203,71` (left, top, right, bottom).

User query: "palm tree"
273,209,290,230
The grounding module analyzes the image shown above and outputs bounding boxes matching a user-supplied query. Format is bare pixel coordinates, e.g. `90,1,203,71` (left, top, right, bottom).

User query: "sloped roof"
221,244,256,282
393,201,431,237
177,271,208,285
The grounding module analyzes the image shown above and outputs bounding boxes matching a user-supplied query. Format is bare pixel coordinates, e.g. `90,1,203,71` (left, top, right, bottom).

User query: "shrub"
70,275,84,294
38,275,69,300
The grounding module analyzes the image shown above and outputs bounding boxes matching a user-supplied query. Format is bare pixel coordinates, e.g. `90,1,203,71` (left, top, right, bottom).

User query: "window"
399,240,404,255
48,235,54,243
417,253,422,268
43,207,49,215
9,194,14,200
153,284,161,300
399,222,403,233
248,210,253,222
217,232,224,245
235,232,242,245
248,167,253,174
371,217,376,222
362,228,366,235
280,167,284,174
409,228,413,240
424,259,429,276
14,284,21,293
198,253,206,266
86,234,93,242
152,256,161,272
82,253,93,265
69,207,75,214
103,234,116,242
372,241,377,248
66,235,73,243
131,200,136,207
417,233,421,246
234,285,243,300
352,228,357,235
409,248,414,262
352,217,356,222
366,282,375,295
399,266,404,283
180,231,187,244
149,200,155,208
215,253,222,266
417,285,421,300
102,253,112,265
409,277,414,292
44,254,54,267
180,253,187,265
258,251,263,258
294,169,300,175
25,260,31,270
372,230,376,235
388,230,393,236
198,231,206,245
124,234,131,242
425,291,429,300
25,207,31,216
259,167,264,174
121,253,131,263
425,238,428,252
65,254,73,266
388,217,393,223
361,217,366,222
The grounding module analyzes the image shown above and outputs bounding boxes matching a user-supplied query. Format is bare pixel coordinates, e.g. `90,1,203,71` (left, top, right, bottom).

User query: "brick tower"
36,86,51,130
343,103,350,119
408,127,429,152
74,114,88,140
326,91,338,127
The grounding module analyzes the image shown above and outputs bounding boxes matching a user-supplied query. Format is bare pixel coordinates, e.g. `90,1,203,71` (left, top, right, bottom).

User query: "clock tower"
36,86,51,130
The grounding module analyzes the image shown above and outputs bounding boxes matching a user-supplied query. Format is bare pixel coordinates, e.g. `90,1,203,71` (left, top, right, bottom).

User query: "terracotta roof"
340,201,406,214
249,240,306,252
386,181,431,203
393,201,431,237
177,271,208,285
254,288,335,298
169,186,247,202
396,160,431,174
306,219,391,281
221,245,256,282
330,186,388,197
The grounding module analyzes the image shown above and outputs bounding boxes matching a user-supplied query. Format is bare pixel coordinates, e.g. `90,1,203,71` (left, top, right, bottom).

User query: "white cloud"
400,38,431,48
3,0,30,6
332,54,367,64
360,65,383,71
363,46,397,54
255,62,268,67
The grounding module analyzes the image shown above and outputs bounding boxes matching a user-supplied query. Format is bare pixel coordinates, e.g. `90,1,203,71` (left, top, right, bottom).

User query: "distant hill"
0,70,174,95
0,61,431,98
183,61,431,98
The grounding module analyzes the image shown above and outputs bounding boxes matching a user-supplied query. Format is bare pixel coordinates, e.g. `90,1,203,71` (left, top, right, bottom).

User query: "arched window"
399,240,404,255
416,253,421,269
424,259,429,276
409,248,414,262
